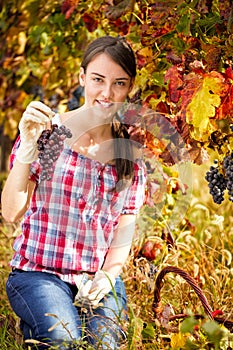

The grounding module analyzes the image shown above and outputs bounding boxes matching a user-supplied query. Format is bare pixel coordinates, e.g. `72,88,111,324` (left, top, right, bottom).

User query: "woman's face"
79,53,134,109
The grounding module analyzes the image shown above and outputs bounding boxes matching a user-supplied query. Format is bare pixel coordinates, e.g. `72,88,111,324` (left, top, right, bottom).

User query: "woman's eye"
93,77,102,82
115,81,125,86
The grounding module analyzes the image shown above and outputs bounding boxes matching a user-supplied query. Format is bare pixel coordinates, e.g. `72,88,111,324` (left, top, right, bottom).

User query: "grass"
0,163,233,349
0,223,25,349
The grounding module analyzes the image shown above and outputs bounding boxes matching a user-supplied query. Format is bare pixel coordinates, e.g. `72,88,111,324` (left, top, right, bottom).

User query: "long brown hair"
81,36,137,188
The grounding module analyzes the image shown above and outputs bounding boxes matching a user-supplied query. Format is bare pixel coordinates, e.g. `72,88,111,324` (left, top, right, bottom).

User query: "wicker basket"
152,265,233,333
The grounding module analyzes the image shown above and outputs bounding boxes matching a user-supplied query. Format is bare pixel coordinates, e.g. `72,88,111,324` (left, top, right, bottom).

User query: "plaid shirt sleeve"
121,159,147,215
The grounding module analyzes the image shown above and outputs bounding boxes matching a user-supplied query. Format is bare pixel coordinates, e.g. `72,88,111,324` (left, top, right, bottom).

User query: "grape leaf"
186,74,224,137
176,12,191,35
82,13,98,32
216,69,233,119
216,85,233,119
164,65,183,103
105,0,132,20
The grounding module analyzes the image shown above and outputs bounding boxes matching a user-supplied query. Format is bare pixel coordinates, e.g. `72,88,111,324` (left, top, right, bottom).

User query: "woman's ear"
79,67,85,87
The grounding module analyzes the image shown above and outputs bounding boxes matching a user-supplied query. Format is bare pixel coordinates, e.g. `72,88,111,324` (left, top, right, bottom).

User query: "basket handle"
152,266,214,320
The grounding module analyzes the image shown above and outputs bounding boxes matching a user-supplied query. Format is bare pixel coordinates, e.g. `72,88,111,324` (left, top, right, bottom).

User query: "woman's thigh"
6,270,82,346
86,276,127,349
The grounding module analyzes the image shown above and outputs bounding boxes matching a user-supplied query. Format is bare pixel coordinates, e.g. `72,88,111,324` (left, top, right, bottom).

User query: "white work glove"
16,101,55,164
73,273,93,304
86,270,116,307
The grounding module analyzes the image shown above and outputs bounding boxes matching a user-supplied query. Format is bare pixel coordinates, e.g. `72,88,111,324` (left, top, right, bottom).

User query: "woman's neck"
60,108,114,162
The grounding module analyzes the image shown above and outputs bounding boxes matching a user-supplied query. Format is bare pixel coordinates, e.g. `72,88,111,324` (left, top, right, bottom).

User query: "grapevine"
37,124,72,181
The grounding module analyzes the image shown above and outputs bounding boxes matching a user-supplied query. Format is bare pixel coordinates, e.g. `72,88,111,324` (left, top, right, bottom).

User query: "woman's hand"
73,273,92,303
17,101,55,164
73,270,116,307
86,270,116,307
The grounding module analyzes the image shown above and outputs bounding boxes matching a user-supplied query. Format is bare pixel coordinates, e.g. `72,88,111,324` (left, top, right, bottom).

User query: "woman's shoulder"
57,109,78,124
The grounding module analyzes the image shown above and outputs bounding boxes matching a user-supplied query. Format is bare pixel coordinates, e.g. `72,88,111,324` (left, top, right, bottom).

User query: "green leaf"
151,72,165,86
202,320,225,345
29,25,47,44
141,322,156,340
176,13,191,35
180,316,198,333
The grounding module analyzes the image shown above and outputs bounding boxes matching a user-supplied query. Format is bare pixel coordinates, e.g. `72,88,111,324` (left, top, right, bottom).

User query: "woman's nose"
101,83,113,99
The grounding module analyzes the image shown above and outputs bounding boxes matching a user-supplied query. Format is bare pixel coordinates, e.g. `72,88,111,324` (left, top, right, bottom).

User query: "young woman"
2,36,146,349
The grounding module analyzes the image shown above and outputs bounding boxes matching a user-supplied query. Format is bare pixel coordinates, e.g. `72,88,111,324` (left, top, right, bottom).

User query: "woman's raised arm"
1,101,54,222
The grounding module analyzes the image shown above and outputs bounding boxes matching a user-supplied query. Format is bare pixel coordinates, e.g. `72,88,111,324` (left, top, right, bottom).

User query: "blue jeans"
6,269,127,349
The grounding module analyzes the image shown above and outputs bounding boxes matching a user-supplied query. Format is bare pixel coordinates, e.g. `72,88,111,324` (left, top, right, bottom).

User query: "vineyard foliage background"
1,0,233,153
0,0,233,349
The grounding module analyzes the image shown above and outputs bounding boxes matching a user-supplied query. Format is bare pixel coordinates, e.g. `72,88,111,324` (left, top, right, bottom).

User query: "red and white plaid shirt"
9,128,147,284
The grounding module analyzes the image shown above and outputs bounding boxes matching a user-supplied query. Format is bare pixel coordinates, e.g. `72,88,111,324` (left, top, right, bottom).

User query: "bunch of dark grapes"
37,124,72,181
205,162,227,204
223,152,233,202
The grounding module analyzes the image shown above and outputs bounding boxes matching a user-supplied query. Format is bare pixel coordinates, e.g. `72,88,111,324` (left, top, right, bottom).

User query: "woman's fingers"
20,101,55,129
27,101,55,119
22,110,50,125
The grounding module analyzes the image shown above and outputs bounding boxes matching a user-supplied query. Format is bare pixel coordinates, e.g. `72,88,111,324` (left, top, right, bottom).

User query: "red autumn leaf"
179,72,204,120
164,65,183,103
136,53,147,69
111,18,129,35
65,6,76,19
189,60,205,74
82,13,98,32
152,28,169,38
141,240,157,260
216,84,233,119
61,0,79,18
225,66,233,80
169,114,190,143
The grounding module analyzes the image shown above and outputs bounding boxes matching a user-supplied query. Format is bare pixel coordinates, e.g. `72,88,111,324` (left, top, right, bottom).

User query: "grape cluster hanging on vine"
205,150,233,204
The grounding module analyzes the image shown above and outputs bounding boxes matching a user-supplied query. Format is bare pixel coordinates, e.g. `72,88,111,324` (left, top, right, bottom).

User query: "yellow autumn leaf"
170,332,188,348
17,31,27,55
148,91,167,109
203,73,225,94
186,75,223,135
138,46,153,58
186,86,220,132
136,67,150,89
